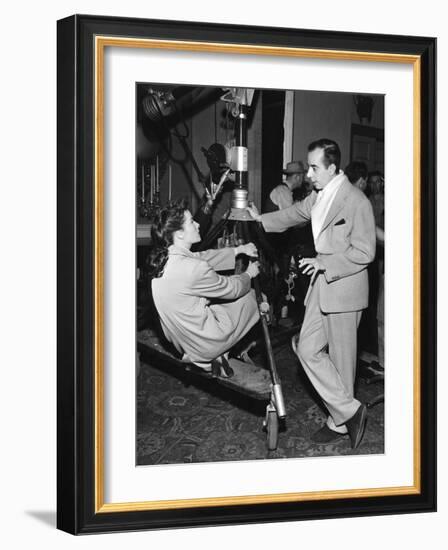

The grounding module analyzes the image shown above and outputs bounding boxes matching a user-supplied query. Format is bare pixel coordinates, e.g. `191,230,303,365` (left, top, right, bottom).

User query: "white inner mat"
103,44,414,503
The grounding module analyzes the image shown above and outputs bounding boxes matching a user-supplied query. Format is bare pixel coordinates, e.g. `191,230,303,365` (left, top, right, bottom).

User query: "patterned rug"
137,342,384,465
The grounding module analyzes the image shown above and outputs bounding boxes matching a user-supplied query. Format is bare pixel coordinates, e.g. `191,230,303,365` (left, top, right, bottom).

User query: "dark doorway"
261,90,285,209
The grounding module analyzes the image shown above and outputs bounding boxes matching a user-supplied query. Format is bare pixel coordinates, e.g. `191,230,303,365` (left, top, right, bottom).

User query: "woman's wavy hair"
146,199,188,279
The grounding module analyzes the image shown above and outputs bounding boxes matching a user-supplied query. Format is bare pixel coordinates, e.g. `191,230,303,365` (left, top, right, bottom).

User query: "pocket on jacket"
330,224,348,248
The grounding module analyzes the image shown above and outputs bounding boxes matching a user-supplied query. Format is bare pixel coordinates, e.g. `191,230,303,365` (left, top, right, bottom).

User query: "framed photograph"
57,14,436,534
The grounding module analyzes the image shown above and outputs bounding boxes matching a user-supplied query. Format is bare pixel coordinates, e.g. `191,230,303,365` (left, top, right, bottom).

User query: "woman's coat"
152,245,259,362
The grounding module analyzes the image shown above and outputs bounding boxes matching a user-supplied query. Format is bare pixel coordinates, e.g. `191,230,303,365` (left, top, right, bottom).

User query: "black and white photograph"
135,84,385,465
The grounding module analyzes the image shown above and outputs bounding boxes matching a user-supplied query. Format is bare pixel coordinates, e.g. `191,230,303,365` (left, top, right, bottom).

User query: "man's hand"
245,261,260,279
299,257,325,284
246,202,262,222
235,242,258,258
216,168,231,190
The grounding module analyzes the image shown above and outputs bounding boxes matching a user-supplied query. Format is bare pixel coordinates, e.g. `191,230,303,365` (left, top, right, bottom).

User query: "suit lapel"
319,177,351,234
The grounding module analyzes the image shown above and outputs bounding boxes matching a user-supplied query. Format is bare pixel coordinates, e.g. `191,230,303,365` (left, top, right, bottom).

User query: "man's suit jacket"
260,176,376,313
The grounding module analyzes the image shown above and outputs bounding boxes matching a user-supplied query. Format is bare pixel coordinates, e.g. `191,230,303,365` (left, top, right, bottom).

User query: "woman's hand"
235,242,258,258
246,202,262,222
245,261,260,279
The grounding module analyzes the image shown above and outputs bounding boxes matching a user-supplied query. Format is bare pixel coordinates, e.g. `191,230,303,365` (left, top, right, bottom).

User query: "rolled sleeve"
189,260,251,300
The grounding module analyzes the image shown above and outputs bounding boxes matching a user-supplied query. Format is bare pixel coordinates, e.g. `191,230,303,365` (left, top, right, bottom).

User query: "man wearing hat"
266,160,307,212
264,160,314,324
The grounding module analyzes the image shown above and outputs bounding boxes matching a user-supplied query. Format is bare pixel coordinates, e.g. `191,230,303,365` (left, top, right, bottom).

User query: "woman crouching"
149,200,260,376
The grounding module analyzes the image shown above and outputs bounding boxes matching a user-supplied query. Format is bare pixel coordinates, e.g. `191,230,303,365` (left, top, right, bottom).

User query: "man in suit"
247,139,376,448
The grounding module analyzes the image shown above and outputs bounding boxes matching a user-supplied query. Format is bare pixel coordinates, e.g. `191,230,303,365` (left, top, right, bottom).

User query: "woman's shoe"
211,356,234,379
220,355,234,378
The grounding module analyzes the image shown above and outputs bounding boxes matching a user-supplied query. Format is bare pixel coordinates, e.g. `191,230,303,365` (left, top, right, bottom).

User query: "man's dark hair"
308,138,341,173
345,161,368,184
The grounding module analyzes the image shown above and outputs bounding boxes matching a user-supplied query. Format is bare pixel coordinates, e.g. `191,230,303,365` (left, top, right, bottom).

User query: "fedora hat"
283,160,305,175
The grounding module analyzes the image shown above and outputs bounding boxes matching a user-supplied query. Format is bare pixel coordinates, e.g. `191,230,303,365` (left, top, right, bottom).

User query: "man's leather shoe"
346,404,367,449
311,425,347,444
